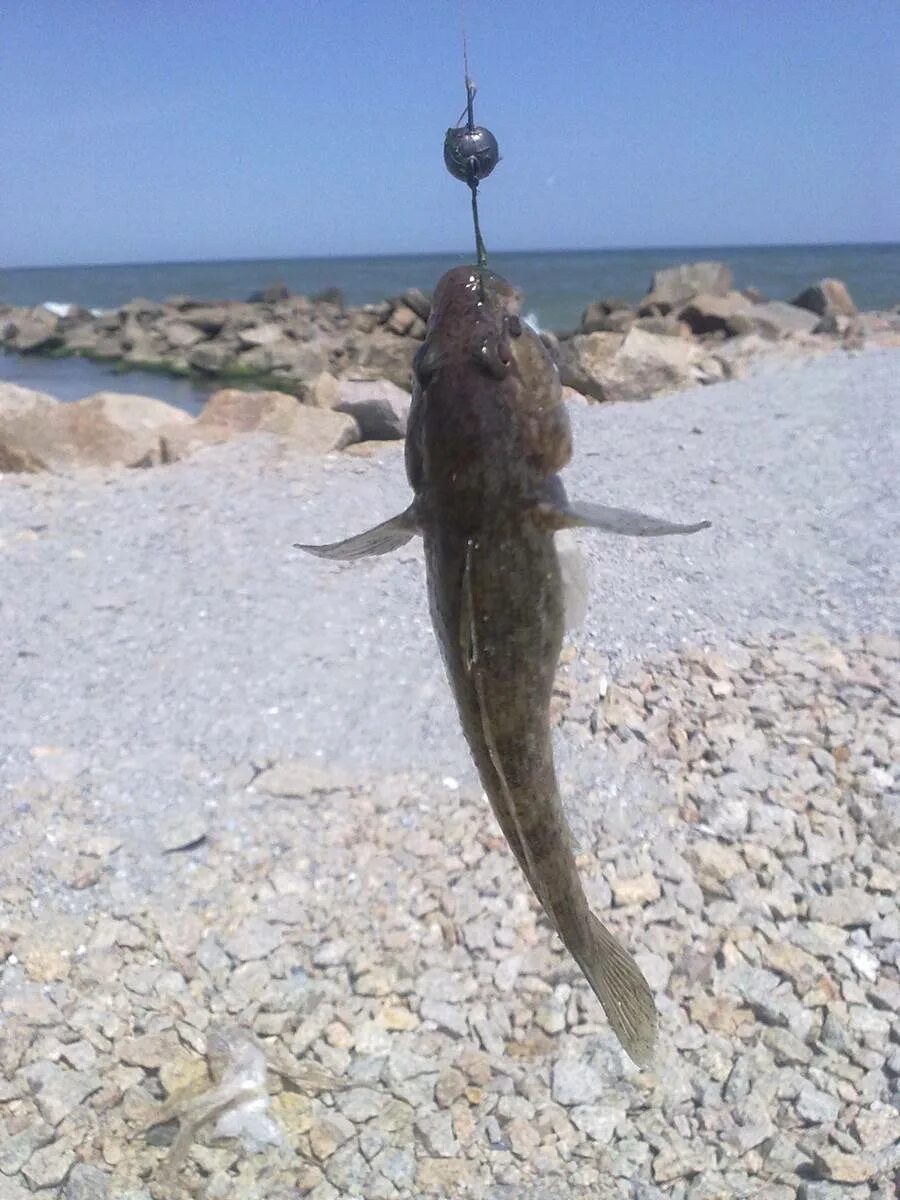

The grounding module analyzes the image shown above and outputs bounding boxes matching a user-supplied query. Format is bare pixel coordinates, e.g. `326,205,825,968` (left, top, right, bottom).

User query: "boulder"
387,304,419,337
641,261,733,314
236,323,286,349
356,334,417,390
335,379,411,440
557,332,623,400
159,421,233,463
728,301,819,340
189,341,239,373
791,278,857,319
160,319,206,350
303,371,341,408
0,391,191,472
197,388,359,452
558,327,702,403
678,291,752,335
401,289,431,321
632,315,689,338
5,307,62,352
181,306,232,335
0,384,60,472
581,301,634,334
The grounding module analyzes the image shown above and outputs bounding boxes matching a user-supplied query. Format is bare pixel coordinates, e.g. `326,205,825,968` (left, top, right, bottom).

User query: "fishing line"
444,1,500,277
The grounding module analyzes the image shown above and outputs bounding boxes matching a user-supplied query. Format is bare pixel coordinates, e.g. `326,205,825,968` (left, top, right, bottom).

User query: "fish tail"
569,912,658,1067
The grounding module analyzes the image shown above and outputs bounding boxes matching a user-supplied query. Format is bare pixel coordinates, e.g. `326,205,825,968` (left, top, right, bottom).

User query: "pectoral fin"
544,499,710,538
554,530,589,630
295,505,419,560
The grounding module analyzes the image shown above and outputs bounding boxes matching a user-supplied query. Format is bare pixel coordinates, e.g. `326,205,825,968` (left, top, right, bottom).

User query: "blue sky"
1,1,897,267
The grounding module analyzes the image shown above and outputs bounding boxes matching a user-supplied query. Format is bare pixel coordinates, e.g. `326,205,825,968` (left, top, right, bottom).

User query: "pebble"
0,623,896,1197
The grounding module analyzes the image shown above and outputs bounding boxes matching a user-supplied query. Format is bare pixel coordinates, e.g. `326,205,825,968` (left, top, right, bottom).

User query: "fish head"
408,267,571,496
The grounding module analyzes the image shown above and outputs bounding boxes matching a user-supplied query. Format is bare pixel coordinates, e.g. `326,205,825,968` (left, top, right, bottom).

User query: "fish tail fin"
572,913,658,1067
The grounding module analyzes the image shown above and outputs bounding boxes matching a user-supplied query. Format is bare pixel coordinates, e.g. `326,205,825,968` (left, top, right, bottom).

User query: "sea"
2,243,897,410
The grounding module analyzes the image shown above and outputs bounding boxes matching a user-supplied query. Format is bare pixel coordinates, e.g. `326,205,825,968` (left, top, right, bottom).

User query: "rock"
796,1086,841,1125
386,304,418,337
25,1063,102,1125
309,1112,355,1160
4,306,62,352
728,301,819,340
334,378,411,440
188,341,238,372
401,288,431,321
21,1137,76,1190
811,1146,873,1184
236,323,286,349
0,1121,54,1175
581,300,634,334
159,319,205,349
807,888,871,927
551,1053,603,1106
180,305,232,334
641,261,734,312
159,420,232,463
0,390,191,472
356,333,417,389
557,331,622,400
678,291,751,335
197,389,359,452
608,326,702,400
0,384,60,471
791,279,856,319
414,1111,459,1157
610,873,661,906
65,1163,110,1200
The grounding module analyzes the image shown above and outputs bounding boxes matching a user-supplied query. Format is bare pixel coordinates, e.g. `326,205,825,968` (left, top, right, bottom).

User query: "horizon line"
5,238,897,274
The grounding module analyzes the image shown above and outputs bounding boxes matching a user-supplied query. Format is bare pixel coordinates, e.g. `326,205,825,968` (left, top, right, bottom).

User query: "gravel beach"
1,346,898,1199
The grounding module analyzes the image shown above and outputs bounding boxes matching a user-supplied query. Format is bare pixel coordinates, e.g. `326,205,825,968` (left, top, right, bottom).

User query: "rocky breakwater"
555,264,900,403
2,264,898,420
0,283,433,395
0,378,412,474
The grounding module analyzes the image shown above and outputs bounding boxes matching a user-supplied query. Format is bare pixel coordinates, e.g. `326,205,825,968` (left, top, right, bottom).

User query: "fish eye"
506,315,523,338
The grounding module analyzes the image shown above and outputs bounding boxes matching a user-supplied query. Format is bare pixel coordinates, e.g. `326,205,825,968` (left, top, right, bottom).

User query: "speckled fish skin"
406,267,657,1065
298,265,710,1065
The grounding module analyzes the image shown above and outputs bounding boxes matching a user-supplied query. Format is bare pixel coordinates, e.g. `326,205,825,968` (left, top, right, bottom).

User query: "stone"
728,301,819,339
309,1112,355,1160
796,1086,841,1125
334,378,411,440
197,388,359,452
223,917,283,962
386,304,418,337
551,1054,603,1106
21,1137,76,1190
811,1146,873,1184
791,279,856,319
0,1121,54,1175
641,261,734,311
247,282,291,303
678,291,751,335
610,872,661,906
25,1063,103,1125
0,384,60,471
188,341,238,372
807,888,872,927
4,306,62,351
64,1163,111,1199
2,390,192,472
414,1111,459,1157
236,322,285,349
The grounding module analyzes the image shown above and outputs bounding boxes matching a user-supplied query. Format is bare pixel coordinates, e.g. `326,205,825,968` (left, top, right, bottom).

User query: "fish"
297,265,709,1065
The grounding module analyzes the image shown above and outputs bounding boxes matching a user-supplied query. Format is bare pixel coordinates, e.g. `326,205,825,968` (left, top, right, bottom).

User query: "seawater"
3,244,897,331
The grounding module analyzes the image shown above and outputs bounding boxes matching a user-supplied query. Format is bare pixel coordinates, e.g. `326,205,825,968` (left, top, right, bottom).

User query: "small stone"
796,1086,841,1125
551,1054,602,1106
434,1069,466,1108
26,1064,102,1126
22,1137,76,1189
309,1113,355,1161
65,1163,110,1200
0,1121,54,1175
807,888,872,927
611,872,661,906
853,1104,900,1152
811,1146,874,1183
414,1111,459,1158
158,811,207,852
222,917,283,962
505,1116,540,1158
